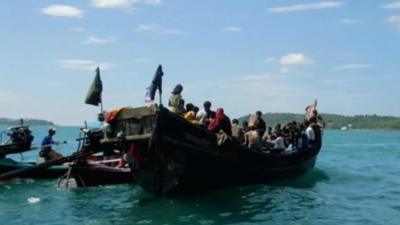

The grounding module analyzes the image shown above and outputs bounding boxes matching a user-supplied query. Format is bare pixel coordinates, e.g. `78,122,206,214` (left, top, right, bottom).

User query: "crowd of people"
168,84,325,154
168,84,232,136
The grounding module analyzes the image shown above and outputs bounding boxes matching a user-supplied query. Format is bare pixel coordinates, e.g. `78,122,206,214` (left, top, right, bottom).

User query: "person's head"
172,84,183,95
48,128,56,136
98,112,105,122
232,119,239,125
299,124,305,131
203,101,212,111
216,108,224,117
313,109,318,116
193,106,199,114
304,121,310,127
256,111,262,118
186,103,194,112
276,123,281,128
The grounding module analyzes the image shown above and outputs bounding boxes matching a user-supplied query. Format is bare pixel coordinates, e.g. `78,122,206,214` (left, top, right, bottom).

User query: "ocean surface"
0,126,399,225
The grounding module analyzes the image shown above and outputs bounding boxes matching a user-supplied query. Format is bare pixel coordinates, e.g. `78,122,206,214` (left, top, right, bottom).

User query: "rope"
76,172,87,188
57,166,73,188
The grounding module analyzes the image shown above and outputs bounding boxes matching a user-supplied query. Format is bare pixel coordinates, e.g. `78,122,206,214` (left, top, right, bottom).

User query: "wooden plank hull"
107,106,322,195
0,158,68,179
71,163,135,187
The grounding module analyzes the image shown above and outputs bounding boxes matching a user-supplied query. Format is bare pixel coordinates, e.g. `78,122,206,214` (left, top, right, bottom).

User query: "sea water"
0,127,399,225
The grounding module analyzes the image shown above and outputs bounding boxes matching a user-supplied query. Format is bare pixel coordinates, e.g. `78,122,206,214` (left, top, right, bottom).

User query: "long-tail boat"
69,159,134,187
0,124,35,158
100,105,322,195
0,123,70,179
57,128,135,187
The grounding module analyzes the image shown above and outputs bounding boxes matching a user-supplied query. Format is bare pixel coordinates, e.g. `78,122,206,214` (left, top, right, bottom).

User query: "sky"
0,0,399,125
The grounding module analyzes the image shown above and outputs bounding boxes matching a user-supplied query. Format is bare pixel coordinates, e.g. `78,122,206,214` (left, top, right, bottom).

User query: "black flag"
85,67,103,106
149,65,163,101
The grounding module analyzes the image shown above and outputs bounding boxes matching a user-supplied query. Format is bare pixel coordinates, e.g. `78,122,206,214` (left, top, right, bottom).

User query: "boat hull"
105,106,322,195
0,158,68,179
71,163,135,187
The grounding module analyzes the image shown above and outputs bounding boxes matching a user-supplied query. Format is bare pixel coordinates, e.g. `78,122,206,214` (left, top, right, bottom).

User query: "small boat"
0,123,69,180
0,158,68,179
0,124,35,158
98,106,322,195
69,159,135,187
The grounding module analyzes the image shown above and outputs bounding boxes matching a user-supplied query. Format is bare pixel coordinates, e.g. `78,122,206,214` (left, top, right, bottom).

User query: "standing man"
196,101,216,127
40,128,65,161
255,111,266,138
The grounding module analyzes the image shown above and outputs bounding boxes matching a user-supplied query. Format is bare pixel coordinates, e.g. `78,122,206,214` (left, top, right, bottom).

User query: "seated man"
266,132,286,153
40,128,65,161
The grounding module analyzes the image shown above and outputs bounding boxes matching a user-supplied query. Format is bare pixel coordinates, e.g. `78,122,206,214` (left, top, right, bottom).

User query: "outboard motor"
7,125,34,150
86,128,104,146
78,128,104,152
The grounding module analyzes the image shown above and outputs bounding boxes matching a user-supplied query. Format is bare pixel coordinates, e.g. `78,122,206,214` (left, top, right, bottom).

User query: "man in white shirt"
267,132,285,152
196,101,215,125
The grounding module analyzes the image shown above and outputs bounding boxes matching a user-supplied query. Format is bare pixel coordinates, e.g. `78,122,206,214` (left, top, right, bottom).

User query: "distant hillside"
239,113,400,130
0,118,54,126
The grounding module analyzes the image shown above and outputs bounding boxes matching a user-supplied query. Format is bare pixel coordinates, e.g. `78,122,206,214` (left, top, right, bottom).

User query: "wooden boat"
0,125,35,158
100,106,322,195
70,159,135,187
0,158,68,179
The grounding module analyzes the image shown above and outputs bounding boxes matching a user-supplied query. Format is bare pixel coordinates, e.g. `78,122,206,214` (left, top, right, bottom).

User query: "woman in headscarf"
208,108,232,136
168,84,184,114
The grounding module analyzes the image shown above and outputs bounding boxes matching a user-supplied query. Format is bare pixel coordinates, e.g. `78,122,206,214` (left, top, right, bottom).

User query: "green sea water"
0,126,399,225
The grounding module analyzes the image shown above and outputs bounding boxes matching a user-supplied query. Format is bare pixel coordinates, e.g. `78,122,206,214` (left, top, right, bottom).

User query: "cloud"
222,74,305,96
57,60,113,70
280,53,312,65
268,1,343,13
91,0,163,9
335,64,374,70
382,1,400,9
222,27,243,32
84,36,116,45
386,15,400,30
339,19,363,24
41,5,83,18
135,24,185,35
